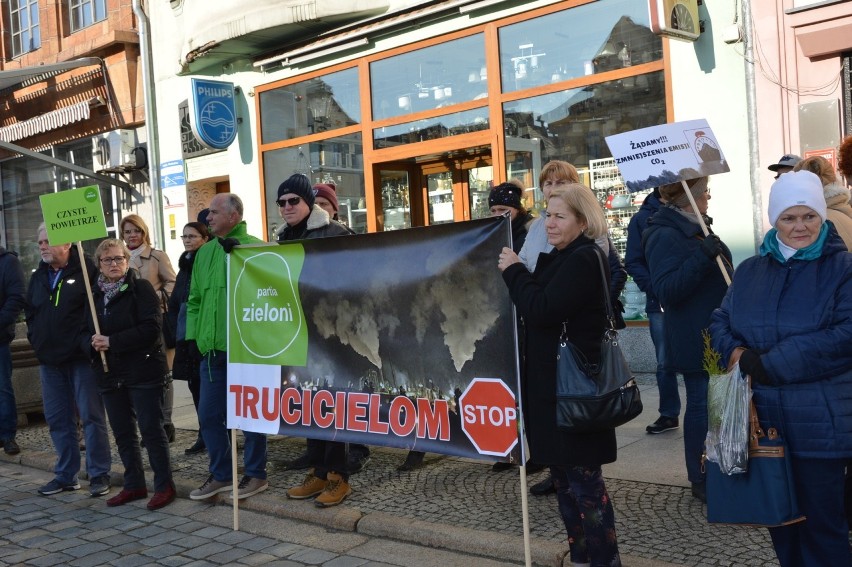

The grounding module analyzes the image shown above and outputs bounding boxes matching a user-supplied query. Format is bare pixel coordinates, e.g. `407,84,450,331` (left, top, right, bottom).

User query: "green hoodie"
185,221,262,355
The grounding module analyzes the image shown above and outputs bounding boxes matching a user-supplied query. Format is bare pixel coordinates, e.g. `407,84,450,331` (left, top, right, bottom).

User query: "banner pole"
519,461,532,567
76,242,109,372
232,428,239,530
680,181,731,286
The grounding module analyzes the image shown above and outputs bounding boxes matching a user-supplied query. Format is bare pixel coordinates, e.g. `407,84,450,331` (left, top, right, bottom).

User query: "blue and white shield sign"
189,78,237,150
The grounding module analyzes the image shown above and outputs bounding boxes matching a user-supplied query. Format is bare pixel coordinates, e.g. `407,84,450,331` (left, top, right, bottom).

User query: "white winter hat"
767,170,827,226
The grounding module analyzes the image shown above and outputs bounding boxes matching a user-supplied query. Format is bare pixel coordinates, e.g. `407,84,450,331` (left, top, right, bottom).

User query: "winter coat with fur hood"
824,181,852,250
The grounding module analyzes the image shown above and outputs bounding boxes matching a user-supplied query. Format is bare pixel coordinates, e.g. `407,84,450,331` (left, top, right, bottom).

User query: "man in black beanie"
274,174,350,242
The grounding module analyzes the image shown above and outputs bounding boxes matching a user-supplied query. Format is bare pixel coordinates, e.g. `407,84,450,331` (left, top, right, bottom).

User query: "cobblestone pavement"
0,463,521,567
3,374,782,567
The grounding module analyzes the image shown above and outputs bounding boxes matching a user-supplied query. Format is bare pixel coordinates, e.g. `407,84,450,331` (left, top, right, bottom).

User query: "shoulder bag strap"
591,245,616,332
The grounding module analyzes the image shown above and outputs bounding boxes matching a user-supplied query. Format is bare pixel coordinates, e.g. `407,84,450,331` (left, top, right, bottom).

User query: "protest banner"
39,185,109,369
605,119,729,192
226,217,523,462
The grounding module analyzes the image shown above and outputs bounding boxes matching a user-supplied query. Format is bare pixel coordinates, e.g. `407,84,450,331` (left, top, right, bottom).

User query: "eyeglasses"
277,197,302,208
99,257,126,266
180,234,200,240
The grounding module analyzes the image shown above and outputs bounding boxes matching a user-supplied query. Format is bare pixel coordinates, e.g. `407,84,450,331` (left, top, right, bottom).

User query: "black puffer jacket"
83,269,168,391
26,247,96,365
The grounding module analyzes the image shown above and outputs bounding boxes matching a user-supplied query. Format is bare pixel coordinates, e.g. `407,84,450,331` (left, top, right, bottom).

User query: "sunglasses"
276,196,302,207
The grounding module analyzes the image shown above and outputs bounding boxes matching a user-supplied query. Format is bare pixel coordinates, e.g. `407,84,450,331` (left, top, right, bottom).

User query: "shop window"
503,71,666,255
498,0,662,93
370,34,487,121
843,52,851,138
263,134,365,238
0,142,115,274
8,0,40,57
69,0,106,32
259,68,360,144
373,108,489,149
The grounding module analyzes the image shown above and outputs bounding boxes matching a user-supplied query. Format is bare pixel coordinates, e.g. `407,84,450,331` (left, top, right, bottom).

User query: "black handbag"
555,246,643,432
706,389,805,527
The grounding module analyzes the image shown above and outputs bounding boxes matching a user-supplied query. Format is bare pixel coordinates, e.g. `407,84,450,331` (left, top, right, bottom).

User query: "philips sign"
189,78,237,150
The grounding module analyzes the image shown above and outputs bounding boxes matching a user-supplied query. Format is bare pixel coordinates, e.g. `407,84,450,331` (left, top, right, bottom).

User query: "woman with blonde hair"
499,183,622,566
792,155,852,250
119,214,177,441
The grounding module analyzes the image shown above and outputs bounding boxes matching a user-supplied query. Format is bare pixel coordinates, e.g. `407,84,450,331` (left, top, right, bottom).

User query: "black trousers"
102,385,173,492
306,438,347,481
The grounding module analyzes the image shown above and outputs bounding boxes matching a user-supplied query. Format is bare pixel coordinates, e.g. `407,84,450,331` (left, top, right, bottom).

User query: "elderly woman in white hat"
710,170,852,567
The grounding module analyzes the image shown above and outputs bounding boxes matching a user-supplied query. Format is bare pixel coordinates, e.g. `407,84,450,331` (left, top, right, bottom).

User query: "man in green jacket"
185,193,268,501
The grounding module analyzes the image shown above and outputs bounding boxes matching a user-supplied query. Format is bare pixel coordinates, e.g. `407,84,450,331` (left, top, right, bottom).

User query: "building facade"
0,0,153,273
149,0,758,266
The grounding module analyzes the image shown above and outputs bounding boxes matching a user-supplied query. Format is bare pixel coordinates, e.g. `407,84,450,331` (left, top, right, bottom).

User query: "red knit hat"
313,183,338,212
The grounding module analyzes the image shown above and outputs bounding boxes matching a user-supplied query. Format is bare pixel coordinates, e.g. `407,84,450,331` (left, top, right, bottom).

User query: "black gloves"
700,234,723,260
219,237,240,253
739,349,771,385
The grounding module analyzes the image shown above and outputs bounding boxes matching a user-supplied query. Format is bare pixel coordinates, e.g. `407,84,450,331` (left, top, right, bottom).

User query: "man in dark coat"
26,224,112,497
0,246,25,455
643,177,732,502
625,188,680,434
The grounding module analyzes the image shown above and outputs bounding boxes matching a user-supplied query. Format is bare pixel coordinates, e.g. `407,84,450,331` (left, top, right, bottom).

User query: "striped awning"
0,97,104,143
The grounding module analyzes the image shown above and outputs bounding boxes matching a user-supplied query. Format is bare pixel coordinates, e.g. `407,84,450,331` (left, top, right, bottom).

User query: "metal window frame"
9,0,40,57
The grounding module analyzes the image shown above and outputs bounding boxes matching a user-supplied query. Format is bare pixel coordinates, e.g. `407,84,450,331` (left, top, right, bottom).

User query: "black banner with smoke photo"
227,217,522,462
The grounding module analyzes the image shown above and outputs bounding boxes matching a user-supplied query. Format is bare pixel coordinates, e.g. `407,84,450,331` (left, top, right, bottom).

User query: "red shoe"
146,485,176,511
106,488,148,507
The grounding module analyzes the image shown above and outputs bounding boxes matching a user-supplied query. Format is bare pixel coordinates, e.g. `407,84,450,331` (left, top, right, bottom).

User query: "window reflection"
502,71,666,191
499,1,662,92
370,34,487,120
260,68,360,144
374,108,489,149
263,134,366,236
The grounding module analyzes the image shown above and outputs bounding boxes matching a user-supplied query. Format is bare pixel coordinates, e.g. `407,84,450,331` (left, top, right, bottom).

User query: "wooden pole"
76,242,109,372
232,428,239,531
680,180,732,286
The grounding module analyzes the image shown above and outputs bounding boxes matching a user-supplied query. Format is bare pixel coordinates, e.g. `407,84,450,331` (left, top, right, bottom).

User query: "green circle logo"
84,188,98,203
233,252,303,359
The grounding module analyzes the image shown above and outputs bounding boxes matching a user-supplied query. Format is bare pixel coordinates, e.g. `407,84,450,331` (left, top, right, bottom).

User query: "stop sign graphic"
458,377,519,456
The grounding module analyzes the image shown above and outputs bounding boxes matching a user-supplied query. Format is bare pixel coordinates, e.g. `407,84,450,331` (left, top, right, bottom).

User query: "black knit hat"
277,174,315,209
488,182,523,210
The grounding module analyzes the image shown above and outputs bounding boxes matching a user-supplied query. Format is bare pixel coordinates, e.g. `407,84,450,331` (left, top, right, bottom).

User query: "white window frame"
9,0,40,57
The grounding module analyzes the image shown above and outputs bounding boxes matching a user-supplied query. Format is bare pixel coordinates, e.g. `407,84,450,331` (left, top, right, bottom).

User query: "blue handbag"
706,396,805,527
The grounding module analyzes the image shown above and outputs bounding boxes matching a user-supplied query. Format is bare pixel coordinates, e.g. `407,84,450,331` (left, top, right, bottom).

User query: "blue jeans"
769,458,850,567
552,465,621,567
648,311,680,418
199,351,267,481
0,344,16,441
102,385,172,492
683,370,708,484
40,361,111,483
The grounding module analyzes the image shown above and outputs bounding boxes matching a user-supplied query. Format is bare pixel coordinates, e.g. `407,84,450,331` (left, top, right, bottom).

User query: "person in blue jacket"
710,170,852,567
625,188,681,434
643,176,732,503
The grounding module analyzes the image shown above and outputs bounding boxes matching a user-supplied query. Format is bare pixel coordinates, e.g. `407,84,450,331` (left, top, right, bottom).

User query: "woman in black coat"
168,221,210,454
499,183,621,567
85,238,174,511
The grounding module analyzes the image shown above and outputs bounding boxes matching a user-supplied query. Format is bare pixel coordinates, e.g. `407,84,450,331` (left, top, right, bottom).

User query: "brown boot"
286,469,327,499
315,472,351,507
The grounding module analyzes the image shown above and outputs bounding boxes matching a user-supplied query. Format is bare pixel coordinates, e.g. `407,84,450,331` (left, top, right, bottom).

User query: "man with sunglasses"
186,193,268,501
274,174,351,242
274,174,356,507
767,153,802,180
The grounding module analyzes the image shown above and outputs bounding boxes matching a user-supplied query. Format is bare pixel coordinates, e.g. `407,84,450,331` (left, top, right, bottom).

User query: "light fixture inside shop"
512,43,546,80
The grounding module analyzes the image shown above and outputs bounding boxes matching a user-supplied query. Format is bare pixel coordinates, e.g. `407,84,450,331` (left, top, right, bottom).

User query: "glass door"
426,171,455,225
468,165,493,220
379,169,412,231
